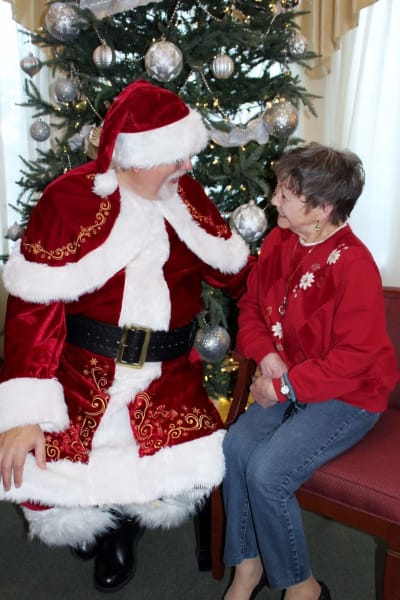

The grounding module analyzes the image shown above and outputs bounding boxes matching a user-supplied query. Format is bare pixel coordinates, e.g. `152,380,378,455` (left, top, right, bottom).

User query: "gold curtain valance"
298,0,378,77
4,0,377,75
4,0,48,31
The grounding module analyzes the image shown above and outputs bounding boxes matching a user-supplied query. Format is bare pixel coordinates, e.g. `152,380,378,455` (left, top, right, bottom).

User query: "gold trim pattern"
80,359,110,444
45,358,110,462
132,392,217,454
178,185,230,237
23,199,112,262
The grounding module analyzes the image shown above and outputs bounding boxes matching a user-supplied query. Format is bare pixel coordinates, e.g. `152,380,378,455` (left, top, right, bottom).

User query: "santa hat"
93,80,209,197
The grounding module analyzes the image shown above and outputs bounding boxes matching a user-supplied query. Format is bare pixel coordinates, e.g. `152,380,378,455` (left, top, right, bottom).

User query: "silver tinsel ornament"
194,325,231,363
288,31,308,58
92,42,115,69
144,40,183,82
280,0,301,9
6,222,25,242
80,0,161,18
20,53,42,77
230,200,268,243
211,52,234,79
54,78,79,103
45,2,81,42
263,99,298,138
30,119,51,142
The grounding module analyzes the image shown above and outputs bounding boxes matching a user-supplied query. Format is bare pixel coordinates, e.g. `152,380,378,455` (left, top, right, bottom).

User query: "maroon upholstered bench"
210,287,400,600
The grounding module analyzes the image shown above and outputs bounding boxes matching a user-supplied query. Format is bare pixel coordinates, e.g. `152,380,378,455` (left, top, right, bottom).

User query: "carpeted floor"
0,500,383,599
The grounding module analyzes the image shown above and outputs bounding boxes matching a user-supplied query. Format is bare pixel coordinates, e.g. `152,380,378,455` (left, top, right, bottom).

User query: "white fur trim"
159,192,250,273
0,430,225,508
0,378,68,434
22,505,119,547
112,109,209,170
3,188,248,304
123,488,209,529
22,490,207,546
2,190,167,304
92,168,118,197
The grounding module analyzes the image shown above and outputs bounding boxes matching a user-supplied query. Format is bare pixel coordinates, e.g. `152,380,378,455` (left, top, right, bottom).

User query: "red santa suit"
0,81,251,547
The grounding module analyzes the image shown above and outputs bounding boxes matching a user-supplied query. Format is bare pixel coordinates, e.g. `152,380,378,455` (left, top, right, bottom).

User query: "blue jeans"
222,399,381,589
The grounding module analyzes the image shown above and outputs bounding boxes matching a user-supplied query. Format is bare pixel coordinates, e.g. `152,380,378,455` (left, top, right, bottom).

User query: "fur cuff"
0,378,68,434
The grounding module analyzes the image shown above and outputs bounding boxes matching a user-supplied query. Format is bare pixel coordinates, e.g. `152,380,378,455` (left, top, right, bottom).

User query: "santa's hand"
0,425,46,491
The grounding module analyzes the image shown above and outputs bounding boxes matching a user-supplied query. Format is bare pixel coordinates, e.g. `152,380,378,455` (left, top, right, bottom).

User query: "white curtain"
0,1,50,352
300,0,400,286
0,2,49,251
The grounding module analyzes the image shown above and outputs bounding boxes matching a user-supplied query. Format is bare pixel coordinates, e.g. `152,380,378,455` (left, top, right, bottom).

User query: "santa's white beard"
158,170,186,201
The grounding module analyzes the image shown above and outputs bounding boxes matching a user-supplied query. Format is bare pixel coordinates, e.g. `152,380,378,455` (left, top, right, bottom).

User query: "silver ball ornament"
211,53,234,79
6,222,25,241
45,2,81,42
54,78,79,103
230,200,268,243
288,31,308,57
20,53,42,77
30,119,51,142
92,43,115,69
144,40,183,83
194,325,231,363
263,99,299,138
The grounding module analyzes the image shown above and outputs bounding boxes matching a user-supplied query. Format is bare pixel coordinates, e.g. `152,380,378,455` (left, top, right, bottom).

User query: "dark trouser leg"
194,497,212,571
71,538,101,561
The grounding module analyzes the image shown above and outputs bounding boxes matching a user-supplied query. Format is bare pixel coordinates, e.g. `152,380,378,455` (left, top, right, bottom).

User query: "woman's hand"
259,352,287,378
0,425,46,491
250,374,279,409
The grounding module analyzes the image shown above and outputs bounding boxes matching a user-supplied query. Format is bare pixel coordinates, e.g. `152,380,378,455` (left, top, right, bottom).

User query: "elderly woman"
222,143,398,600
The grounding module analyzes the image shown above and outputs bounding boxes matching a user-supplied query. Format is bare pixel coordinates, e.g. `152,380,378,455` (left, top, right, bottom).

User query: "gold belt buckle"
116,324,152,368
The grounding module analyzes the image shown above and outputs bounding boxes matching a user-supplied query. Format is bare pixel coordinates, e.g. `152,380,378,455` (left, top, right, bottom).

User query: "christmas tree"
12,0,317,399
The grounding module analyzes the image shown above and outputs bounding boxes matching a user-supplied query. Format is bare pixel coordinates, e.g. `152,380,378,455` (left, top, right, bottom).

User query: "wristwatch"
280,376,290,397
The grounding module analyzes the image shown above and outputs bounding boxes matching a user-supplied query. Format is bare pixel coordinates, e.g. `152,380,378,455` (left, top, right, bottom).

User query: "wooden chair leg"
211,486,226,580
383,548,400,600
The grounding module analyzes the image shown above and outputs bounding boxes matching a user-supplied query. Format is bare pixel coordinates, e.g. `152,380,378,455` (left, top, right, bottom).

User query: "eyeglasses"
175,155,194,169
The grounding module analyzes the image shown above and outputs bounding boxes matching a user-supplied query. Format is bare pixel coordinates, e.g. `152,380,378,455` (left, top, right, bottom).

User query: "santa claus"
0,80,252,591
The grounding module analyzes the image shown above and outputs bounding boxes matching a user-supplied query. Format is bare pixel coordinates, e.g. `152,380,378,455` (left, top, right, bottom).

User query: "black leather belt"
66,314,198,368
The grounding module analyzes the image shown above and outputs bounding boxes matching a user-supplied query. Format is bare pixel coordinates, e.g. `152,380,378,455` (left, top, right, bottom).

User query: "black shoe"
71,539,100,561
250,572,267,599
280,580,331,600
94,518,144,593
318,581,331,600
222,572,267,600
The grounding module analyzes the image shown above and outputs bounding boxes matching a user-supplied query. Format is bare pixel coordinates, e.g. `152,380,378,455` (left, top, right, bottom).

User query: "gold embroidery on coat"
23,199,111,261
80,359,109,443
178,185,229,237
45,436,61,460
132,392,217,452
45,359,110,462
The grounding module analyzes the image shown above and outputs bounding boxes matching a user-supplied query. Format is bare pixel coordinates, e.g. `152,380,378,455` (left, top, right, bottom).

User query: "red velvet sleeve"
1,295,66,382
236,241,278,364
289,257,398,407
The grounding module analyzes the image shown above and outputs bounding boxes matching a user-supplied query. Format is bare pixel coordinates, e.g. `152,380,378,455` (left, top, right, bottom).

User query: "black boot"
94,518,144,592
71,538,101,561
